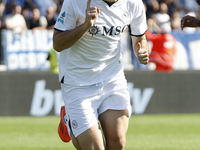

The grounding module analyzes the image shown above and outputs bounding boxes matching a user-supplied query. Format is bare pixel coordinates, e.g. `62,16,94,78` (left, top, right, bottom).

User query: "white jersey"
54,0,147,86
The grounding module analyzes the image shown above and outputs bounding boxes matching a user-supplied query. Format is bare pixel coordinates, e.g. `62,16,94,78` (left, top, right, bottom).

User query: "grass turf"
0,114,200,150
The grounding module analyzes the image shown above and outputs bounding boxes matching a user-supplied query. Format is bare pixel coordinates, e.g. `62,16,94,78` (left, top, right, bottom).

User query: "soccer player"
53,0,149,149
181,15,200,29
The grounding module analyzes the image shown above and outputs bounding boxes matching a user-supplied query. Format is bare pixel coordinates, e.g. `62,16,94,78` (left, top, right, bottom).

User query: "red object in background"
145,30,177,72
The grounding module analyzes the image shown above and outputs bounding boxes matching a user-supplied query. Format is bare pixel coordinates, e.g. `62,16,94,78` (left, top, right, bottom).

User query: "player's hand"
181,15,200,30
137,42,149,65
85,0,100,28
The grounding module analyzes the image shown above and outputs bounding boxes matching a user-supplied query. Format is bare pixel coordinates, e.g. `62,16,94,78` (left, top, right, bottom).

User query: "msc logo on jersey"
88,25,128,37
57,11,66,24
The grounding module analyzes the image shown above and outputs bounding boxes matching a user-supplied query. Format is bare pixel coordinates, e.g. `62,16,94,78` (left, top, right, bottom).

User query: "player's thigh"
71,134,82,150
76,124,105,150
99,109,129,142
61,83,102,137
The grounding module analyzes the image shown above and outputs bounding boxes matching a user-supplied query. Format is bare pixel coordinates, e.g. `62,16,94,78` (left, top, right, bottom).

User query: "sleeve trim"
54,28,65,32
130,30,147,37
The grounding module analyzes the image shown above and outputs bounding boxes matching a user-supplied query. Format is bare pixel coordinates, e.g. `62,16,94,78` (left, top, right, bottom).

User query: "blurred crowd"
0,0,200,34
1,0,200,71
0,0,64,34
143,0,200,33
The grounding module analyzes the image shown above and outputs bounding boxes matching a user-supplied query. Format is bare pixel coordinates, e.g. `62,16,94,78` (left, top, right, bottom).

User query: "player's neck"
104,0,118,2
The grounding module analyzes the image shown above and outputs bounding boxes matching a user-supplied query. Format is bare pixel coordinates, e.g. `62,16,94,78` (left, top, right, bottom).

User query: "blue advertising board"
172,31,200,70
3,30,53,70
3,29,200,70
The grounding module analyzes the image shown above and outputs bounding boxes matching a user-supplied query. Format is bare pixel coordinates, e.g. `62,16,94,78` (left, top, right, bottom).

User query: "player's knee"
107,136,126,150
117,137,126,149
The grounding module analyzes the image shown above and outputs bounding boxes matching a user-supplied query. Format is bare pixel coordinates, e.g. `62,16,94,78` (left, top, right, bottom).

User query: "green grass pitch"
0,114,200,150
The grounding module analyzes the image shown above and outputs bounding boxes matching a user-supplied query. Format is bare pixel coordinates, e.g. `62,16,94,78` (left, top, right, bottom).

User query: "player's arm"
53,24,90,52
131,34,149,65
53,0,100,52
181,15,200,30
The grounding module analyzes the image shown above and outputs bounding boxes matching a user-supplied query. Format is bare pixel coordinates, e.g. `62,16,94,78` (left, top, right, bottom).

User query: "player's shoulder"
62,0,87,7
125,0,144,6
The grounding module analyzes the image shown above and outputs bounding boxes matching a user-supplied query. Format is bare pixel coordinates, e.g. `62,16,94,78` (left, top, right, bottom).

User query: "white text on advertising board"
30,80,154,116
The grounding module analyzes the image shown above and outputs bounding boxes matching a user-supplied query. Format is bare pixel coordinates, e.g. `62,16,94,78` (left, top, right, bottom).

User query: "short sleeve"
54,0,77,31
129,0,147,36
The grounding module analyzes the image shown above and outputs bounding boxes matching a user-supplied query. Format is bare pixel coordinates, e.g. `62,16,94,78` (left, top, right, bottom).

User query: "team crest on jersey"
57,11,66,24
88,25,100,36
72,120,78,129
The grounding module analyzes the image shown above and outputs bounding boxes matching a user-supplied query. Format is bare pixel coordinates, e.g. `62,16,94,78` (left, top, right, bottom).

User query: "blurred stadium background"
1,0,200,149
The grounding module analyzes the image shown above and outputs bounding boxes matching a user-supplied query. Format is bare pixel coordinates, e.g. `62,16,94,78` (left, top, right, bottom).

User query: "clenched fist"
137,42,149,65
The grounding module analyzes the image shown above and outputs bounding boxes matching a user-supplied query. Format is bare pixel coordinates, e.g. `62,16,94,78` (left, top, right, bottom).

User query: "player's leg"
62,111,104,150
61,83,106,150
71,133,82,150
71,122,105,150
99,109,129,150
76,123,105,150
97,75,131,150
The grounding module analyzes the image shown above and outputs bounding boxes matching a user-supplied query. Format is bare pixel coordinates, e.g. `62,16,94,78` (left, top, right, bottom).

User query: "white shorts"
61,76,132,138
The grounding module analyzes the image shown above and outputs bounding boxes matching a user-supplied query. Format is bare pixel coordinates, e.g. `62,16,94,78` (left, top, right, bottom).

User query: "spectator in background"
147,13,159,33
56,0,64,15
26,0,55,17
181,0,199,14
47,47,59,74
0,1,5,29
143,0,159,19
158,0,179,16
46,6,57,30
0,0,5,64
170,11,181,30
21,6,31,29
5,4,27,35
28,8,47,31
5,0,25,14
156,2,172,34
174,0,199,18
146,18,177,72
56,0,64,17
